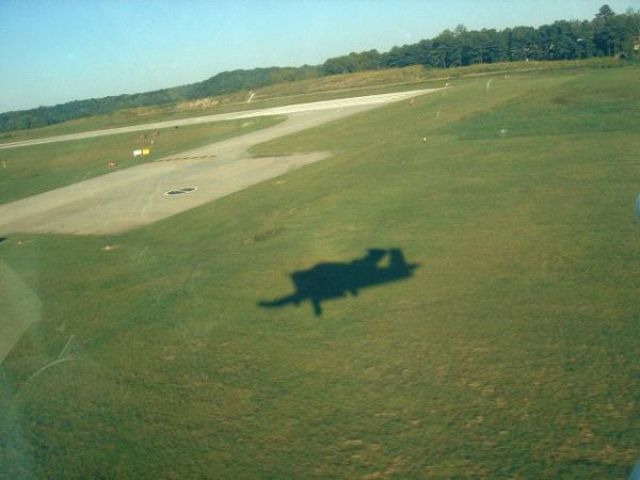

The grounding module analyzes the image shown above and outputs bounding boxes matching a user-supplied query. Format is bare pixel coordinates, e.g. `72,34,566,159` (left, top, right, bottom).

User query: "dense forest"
1,5,638,133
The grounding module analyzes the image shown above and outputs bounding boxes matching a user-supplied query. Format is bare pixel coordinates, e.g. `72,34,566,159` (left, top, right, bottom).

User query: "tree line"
322,5,639,72
1,5,638,133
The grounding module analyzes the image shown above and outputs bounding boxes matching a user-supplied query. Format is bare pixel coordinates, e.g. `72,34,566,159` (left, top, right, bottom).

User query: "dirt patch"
244,226,284,245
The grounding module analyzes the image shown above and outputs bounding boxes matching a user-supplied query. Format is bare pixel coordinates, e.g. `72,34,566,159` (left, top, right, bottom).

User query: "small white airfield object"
133,148,150,157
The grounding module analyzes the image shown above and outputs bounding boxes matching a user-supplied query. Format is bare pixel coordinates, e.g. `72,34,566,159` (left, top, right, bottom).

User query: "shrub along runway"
0,89,439,235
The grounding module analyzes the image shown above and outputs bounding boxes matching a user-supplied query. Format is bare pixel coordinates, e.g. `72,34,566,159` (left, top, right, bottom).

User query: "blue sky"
0,0,638,113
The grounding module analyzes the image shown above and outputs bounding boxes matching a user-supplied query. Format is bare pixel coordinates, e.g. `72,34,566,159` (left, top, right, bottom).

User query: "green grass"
442,67,640,139
0,116,283,204
1,65,639,479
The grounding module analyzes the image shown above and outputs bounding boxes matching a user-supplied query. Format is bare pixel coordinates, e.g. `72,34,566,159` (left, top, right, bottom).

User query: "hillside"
0,4,637,133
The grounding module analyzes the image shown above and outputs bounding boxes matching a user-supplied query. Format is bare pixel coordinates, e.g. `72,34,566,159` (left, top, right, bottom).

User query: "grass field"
0,116,283,205
1,64,639,479
0,58,623,145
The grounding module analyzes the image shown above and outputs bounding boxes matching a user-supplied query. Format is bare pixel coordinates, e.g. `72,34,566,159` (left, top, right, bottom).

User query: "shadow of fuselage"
259,248,419,316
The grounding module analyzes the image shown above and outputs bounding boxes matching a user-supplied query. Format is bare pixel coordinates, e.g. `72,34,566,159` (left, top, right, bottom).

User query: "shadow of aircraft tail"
259,248,419,316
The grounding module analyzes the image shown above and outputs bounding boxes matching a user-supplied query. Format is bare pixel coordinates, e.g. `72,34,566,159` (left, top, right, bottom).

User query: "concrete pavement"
0,88,441,235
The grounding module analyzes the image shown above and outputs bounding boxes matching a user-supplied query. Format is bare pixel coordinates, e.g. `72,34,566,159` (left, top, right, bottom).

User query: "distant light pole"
577,37,584,58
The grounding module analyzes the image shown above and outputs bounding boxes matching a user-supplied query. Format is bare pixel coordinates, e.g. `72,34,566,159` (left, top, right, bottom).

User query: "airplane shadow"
258,248,419,316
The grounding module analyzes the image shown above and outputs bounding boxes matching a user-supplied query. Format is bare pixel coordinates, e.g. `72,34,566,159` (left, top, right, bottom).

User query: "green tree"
594,5,617,55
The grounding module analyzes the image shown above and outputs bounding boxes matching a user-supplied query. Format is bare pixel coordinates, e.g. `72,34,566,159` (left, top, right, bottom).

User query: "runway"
0,88,441,235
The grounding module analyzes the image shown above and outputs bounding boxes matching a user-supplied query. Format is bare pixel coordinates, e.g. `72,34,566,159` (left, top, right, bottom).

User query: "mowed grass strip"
0,116,283,204
1,66,639,479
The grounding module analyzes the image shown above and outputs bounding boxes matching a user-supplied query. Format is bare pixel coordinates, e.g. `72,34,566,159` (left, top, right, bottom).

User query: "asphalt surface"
0,89,438,150
0,88,440,235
